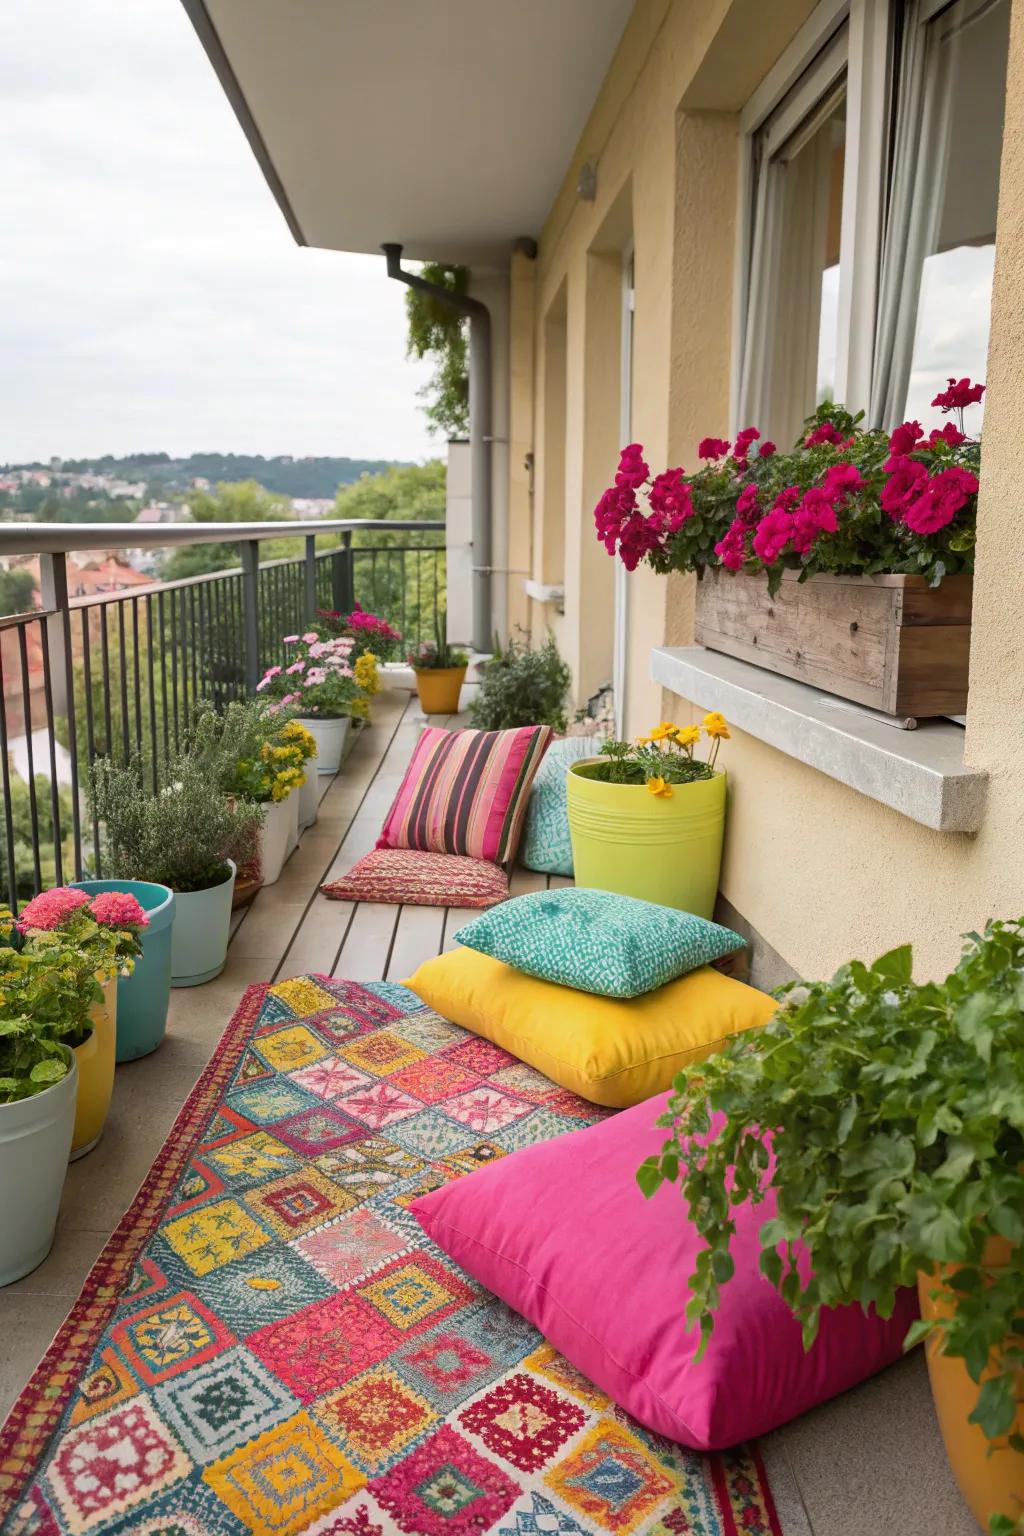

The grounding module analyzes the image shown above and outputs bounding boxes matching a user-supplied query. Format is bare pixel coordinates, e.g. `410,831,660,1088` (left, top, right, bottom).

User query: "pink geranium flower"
90,892,149,930
16,886,91,933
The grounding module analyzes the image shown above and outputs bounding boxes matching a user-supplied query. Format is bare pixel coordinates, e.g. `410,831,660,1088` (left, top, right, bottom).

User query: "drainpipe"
383,243,491,653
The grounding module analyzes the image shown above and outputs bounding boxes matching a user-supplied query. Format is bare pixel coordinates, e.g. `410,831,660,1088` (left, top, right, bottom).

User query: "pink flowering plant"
258,631,363,720
595,379,983,596
17,886,146,974
0,905,95,1101
314,605,403,662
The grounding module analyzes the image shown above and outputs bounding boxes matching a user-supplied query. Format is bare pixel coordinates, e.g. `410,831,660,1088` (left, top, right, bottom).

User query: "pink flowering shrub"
594,381,983,593
258,632,364,719
315,605,403,661
16,885,144,976
89,891,149,932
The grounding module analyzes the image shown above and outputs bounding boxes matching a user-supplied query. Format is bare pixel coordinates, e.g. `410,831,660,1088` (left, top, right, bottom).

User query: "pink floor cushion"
414,1092,918,1450
321,848,509,908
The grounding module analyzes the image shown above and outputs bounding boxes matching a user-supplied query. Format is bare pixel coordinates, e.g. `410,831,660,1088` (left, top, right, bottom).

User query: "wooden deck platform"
0,685,978,1536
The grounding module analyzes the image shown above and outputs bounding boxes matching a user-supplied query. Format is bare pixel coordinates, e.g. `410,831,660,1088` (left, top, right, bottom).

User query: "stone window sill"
651,646,987,833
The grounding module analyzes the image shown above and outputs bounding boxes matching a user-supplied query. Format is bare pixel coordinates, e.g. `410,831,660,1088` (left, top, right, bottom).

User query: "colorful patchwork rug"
0,975,782,1536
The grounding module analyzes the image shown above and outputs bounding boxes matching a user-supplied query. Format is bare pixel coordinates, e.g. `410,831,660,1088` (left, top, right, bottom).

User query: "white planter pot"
286,787,300,857
298,771,319,830
170,860,236,987
381,662,417,691
300,715,350,775
0,1048,76,1287
259,799,293,886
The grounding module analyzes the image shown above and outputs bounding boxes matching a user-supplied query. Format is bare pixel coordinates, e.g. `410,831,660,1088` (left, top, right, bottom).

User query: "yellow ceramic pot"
414,666,467,715
918,1240,1023,1529
567,761,727,919
70,977,117,1160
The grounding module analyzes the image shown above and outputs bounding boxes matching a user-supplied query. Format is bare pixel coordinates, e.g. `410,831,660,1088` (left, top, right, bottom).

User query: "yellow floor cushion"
402,947,777,1108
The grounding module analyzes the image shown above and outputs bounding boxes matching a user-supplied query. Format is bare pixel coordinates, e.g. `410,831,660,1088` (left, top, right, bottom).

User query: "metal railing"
0,519,445,909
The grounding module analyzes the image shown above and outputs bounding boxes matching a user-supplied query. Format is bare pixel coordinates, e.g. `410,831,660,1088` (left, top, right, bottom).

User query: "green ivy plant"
469,635,571,732
638,920,1024,1536
405,263,470,438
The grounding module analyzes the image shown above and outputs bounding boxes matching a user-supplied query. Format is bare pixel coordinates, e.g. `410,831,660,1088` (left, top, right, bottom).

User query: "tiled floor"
0,686,977,1534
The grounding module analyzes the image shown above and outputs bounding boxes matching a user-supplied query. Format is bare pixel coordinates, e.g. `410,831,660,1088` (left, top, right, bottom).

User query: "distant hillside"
4,453,408,500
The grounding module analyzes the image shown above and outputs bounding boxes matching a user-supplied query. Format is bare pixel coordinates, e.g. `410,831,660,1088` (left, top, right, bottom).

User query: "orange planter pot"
414,666,466,715
918,1240,1024,1530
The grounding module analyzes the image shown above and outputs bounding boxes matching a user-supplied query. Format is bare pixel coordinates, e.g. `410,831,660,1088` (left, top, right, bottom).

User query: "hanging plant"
405,263,470,438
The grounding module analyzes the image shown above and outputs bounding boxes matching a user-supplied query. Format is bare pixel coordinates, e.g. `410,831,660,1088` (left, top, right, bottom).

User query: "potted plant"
315,604,403,662
71,880,172,1062
90,749,260,987
469,633,571,731
208,702,311,884
408,616,469,715
15,888,137,1157
0,907,80,1284
595,379,984,717
567,715,729,919
639,920,1024,1534
258,631,365,773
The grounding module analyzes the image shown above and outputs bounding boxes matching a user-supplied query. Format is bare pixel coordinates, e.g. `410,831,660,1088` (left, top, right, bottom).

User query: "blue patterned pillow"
519,736,598,876
454,887,745,998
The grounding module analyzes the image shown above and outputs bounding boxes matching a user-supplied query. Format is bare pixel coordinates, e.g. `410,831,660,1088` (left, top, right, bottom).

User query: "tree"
161,480,293,580
0,770,74,902
405,265,470,438
0,568,36,617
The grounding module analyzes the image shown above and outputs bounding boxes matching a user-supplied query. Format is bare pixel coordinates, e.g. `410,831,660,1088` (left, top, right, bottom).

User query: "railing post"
38,552,82,877
304,535,318,623
240,541,260,694
335,531,355,614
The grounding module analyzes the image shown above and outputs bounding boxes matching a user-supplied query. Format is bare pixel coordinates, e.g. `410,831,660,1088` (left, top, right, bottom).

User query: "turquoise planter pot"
73,879,175,1061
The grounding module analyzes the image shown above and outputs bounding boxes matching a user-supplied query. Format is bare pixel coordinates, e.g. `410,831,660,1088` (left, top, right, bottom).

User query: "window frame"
731,0,896,432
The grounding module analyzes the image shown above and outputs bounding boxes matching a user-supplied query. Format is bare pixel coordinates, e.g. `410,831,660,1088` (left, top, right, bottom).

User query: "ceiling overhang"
183,0,633,268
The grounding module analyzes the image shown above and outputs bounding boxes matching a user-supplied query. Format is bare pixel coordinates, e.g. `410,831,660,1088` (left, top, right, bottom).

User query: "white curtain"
868,1,957,428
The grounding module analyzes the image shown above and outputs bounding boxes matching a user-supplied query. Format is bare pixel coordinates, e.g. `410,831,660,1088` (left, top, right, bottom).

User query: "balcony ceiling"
187,0,634,267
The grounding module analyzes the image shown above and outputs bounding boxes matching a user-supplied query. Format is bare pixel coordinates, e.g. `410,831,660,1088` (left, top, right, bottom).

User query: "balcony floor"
0,685,976,1536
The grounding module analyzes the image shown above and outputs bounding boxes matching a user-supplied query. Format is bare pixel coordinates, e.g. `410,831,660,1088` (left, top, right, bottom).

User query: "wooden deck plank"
386,903,447,981
334,901,402,981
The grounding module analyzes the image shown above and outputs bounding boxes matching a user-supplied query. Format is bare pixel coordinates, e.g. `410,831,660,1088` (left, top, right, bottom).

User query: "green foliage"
0,905,103,1102
0,568,36,618
591,740,714,787
408,612,467,672
161,480,294,581
469,635,571,732
0,773,74,901
333,461,446,532
405,265,470,438
641,919,1024,1526
89,740,261,894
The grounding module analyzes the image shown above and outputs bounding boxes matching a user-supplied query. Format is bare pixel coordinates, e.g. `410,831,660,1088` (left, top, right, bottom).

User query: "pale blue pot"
170,861,236,988
74,879,176,1061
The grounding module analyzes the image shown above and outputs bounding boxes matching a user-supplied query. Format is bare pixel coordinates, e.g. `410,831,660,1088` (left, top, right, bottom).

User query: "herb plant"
638,921,1024,1533
90,749,261,894
597,379,984,595
469,635,571,732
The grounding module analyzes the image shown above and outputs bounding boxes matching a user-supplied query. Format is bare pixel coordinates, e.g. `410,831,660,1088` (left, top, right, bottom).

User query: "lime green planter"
567,760,726,919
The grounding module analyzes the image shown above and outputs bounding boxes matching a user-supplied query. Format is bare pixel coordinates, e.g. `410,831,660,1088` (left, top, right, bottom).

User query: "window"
739,27,849,443
874,0,1010,429
737,0,1011,439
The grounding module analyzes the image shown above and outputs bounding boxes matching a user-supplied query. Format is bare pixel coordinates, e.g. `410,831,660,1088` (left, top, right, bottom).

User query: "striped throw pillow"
376,724,553,865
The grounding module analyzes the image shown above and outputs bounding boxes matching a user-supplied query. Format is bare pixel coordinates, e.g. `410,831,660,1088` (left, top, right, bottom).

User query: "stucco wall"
520,0,1024,981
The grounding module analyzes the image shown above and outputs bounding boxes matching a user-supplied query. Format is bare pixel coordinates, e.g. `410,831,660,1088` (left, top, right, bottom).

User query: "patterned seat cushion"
376,724,552,866
519,736,598,877
453,887,744,997
321,848,509,908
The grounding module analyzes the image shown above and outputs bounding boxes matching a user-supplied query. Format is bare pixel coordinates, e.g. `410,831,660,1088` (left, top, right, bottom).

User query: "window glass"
902,0,1009,428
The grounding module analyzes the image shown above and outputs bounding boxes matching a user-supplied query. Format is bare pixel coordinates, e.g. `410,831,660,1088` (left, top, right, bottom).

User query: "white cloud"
0,0,437,463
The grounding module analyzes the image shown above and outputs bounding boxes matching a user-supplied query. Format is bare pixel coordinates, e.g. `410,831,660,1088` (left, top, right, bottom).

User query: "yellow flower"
354,650,380,696
646,776,673,798
636,735,652,746
675,725,701,748
703,711,731,740
648,723,676,742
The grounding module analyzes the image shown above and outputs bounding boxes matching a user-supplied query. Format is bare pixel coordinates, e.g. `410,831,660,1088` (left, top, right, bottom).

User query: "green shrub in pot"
638,920,1024,1534
469,633,570,732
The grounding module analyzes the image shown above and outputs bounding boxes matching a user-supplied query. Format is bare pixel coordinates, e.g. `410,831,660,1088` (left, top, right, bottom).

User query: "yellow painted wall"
519,0,1024,982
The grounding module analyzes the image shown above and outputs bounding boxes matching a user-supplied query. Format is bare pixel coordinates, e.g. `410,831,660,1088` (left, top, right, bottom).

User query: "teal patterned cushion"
455,887,745,998
519,736,597,876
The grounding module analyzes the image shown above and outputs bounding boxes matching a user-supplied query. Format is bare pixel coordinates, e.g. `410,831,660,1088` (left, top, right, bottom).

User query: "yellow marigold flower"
646,776,673,798
648,723,675,742
675,725,701,747
703,711,731,739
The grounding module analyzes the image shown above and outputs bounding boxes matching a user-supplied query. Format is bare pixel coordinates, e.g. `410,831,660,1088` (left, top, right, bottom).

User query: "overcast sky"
1,0,437,466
